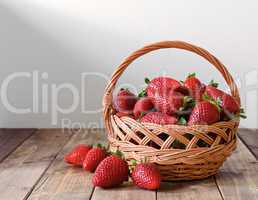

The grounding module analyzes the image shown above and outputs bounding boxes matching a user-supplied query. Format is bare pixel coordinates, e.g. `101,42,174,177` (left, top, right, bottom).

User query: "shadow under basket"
103,41,241,181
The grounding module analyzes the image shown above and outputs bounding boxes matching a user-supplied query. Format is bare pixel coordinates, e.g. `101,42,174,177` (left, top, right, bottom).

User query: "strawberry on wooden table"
140,112,177,125
92,154,129,188
64,144,91,166
83,145,106,172
113,88,137,114
131,162,161,190
188,101,220,125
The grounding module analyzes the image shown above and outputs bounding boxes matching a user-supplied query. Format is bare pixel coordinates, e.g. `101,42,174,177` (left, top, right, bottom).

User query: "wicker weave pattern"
103,41,240,180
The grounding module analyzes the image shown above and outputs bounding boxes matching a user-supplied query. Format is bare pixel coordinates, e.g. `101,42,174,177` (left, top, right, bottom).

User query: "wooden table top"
0,128,257,200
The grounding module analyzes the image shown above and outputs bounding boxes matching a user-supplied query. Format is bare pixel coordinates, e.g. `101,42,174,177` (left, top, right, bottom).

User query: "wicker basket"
103,41,240,181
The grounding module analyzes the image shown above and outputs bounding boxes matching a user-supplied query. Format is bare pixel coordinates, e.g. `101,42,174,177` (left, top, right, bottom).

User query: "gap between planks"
0,128,37,163
0,129,74,200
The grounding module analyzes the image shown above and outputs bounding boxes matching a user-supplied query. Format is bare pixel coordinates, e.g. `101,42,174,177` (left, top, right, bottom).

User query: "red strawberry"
146,77,180,99
113,88,137,114
64,144,91,166
92,155,129,188
116,112,135,119
140,112,177,125
205,86,240,114
152,88,184,114
221,93,240,114
188,101,220,125
205,86,224,100
133,97,154,118
83,147,106,172
184,73,205,101
132,163,161,190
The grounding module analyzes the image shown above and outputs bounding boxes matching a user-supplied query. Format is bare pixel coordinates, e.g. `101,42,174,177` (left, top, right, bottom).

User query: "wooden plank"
238,128,258,160
157,178,222,200
27,129,107,200
92,183,156,200
0,128,36,162
215,139,258,200
0,129,73,200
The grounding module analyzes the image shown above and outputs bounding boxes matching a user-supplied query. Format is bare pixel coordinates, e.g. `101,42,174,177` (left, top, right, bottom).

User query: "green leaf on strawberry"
208,79,219,88
187,72,196,78
138,89,147,97
144,77,150,84
178,116,187,125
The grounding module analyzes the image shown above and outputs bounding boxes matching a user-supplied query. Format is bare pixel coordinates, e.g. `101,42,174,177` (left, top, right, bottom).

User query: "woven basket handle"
103,41,240,123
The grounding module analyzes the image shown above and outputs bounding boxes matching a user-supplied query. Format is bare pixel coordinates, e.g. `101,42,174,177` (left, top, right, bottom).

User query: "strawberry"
184,73,205,101
132,163,161,190
188,101,220,125
221,93,240,114
113,88,137,114
205,86,240,114
140,112,177,125
152,88,184,114
83,146,106,172
133,97,154,118
64,144,91,166
146,77,180,99
205,85,224,101
92,155,129,188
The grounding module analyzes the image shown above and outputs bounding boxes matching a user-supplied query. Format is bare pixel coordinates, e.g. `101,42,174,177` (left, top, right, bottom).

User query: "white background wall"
0,0,257,128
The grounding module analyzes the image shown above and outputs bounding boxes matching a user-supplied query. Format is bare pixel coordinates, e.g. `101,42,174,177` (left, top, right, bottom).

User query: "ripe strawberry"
146,77,180,99
221,93,240,114
205,85,224,101
64,144,91,166
132,163,161,190
116,112,135,119
188,101,220,125
140,112,177,125
83,146,106,172
184,73,205,101
133,97,154,118
205,86,240,114
113,88,137,114
152,88,184,114
92,155,129,188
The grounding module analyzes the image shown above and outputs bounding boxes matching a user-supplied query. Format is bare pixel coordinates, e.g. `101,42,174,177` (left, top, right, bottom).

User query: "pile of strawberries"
113,73,245,126
64,144,161,190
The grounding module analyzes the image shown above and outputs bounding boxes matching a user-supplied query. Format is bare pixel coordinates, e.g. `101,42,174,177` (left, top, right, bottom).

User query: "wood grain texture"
0,128,36,162
157,178,222,200
0,129,73,200
27,129,107,200
92,183,155,200
215,139,258,200
238,128,258,159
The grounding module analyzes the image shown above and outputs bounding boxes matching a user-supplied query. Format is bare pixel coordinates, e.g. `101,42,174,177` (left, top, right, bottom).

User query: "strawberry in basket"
113,73,246,125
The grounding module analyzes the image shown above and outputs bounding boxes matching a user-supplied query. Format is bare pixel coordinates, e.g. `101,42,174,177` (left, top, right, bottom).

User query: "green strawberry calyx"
208,79,219,88
138,89,147,97
144,77,150,84
178,116,187,125
187,72,196,78
202,92,222,112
